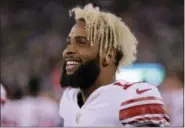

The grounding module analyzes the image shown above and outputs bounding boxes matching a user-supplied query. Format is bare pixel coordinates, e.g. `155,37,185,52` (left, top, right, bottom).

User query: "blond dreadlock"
69,3,138,69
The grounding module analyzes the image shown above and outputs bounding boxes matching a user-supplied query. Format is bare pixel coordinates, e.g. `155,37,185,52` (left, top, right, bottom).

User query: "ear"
102,49,116,67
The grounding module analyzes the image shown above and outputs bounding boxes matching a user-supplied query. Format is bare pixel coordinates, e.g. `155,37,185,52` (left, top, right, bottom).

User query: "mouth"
65,60,80,74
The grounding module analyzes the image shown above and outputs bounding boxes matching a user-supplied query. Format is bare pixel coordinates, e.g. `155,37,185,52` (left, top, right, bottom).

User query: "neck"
80,65,116,102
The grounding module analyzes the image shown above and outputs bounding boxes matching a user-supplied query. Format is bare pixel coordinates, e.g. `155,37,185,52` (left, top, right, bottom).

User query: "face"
60,20,101,89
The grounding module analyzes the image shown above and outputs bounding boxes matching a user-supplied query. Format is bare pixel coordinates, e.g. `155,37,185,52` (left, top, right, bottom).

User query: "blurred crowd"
1,77,59,126
0,0,184,127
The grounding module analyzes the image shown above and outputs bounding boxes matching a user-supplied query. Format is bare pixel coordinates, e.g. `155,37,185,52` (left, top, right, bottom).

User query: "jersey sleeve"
118,82,170,127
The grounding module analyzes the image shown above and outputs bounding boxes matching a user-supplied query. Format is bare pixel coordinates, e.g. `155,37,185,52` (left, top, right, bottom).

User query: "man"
0,84,6,105
160,72,183,127
59,3,170,127
20,76,59,126
1,84,24,126
0,84,6,127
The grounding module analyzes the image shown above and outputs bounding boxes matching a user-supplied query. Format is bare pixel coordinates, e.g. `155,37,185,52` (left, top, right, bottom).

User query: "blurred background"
0,0,184,127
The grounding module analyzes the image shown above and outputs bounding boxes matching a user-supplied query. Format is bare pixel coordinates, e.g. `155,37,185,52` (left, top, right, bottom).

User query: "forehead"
68,21,87,38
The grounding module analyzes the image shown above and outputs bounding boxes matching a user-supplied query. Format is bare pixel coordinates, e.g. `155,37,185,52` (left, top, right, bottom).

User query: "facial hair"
60,58,100,90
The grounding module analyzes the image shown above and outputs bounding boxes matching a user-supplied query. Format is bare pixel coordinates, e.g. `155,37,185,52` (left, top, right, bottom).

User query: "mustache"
64,55,81,62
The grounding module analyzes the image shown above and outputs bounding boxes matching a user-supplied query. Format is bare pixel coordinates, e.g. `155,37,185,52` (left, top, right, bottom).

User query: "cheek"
79,51,97,61
78,48,99,62
62,48,68,58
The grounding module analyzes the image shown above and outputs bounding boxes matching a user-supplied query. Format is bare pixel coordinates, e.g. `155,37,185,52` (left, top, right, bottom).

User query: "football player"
0,84,6,127
0,84,6,105
1,84,24,126
59,3,170,127
20,76,59,126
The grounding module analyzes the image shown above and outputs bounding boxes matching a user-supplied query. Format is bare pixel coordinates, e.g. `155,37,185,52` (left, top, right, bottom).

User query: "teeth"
66,65,76,70
66,61,79,65
66,60,79,71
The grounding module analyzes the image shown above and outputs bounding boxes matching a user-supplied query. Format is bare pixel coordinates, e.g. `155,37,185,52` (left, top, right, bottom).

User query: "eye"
66,38,71,45
76,38,88,45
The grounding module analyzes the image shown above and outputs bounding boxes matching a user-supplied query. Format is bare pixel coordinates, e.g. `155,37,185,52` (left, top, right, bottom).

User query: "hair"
69,3,138,69
6,84,24,100
27,76,41,97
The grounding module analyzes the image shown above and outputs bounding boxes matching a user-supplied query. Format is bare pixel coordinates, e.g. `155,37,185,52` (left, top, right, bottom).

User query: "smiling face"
60,20,101,89
63,20,99,75
60,4,138,90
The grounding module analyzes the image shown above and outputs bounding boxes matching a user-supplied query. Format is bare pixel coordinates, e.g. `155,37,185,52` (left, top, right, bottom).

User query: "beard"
60,57,100,90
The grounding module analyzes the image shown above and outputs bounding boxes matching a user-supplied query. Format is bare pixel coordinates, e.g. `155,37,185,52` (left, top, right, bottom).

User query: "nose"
63,43,77,58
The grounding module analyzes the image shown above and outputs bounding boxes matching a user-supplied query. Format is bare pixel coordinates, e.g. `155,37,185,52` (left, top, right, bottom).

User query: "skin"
63,20,117,101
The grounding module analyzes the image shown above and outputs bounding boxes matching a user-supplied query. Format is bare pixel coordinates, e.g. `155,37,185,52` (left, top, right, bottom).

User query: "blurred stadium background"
0,0,184,127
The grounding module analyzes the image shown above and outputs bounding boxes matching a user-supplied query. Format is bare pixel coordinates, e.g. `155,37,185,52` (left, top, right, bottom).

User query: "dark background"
1,0,184,89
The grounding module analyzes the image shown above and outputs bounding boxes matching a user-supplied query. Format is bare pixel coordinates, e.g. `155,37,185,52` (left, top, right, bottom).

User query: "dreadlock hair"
69,3,138,69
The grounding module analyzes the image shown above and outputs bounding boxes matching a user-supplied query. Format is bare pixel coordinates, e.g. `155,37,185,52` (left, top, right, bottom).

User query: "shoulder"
112,80,162,100
112,80,170,126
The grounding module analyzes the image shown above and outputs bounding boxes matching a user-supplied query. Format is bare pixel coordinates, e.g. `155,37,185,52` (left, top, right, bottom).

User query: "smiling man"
59,3,170,127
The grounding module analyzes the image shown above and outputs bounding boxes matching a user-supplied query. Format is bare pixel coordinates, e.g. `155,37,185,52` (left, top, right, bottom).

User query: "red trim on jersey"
114,82,132,90
114,82,144,90
0,98,5,104
1,119,17,126
39,121,55,126
121,96,163,106
119,104,167,121
122,116,170,125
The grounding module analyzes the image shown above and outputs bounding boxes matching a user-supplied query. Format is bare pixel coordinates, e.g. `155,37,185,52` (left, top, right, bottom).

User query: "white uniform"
20,96,59,127
1,96,59,127
162,89,183,127
1,99,23,126
1,84,6,105
59,80,170,127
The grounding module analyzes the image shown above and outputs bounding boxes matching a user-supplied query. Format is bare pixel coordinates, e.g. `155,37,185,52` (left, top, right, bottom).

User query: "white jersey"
20,96,59,127
162,89,183,127
1,96,59,127
1,84,6,105
1,99,23,126
59,80,170,127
